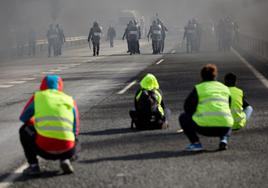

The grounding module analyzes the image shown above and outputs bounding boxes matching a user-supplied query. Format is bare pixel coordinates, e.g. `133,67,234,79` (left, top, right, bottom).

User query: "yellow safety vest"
136,89,164,116
34,90,75,141
193,81,234,127
229,87,246,129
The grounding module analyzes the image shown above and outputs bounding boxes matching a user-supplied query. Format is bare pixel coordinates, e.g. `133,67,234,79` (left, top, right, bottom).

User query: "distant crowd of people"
216,17,239,51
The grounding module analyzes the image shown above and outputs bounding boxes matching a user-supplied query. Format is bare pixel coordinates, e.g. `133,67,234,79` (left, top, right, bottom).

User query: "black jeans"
19,125,76,165
179,113,232,144
92,41,100,55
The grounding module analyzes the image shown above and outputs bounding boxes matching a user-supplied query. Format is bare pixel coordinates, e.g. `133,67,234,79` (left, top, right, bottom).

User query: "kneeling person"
19,75,80,175
179,64,233,151
130,73,168,130
224,73,253,130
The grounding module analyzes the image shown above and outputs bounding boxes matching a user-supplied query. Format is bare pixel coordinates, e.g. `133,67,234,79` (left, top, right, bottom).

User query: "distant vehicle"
115,10,146,38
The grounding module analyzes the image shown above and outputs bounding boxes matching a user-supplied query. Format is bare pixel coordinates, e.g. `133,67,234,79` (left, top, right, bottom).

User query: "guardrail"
0,36,88,60
235,33,268,60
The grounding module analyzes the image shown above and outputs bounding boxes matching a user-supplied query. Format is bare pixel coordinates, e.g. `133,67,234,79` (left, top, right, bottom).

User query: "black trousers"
19,125,76,165
179,113,232,144
92,41,100,56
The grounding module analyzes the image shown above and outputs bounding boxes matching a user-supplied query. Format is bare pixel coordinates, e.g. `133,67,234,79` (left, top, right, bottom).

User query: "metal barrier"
236,33,268,60
0,36,88,59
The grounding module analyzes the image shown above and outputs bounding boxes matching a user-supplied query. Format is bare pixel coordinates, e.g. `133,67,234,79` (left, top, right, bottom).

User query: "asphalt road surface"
0,37,268,188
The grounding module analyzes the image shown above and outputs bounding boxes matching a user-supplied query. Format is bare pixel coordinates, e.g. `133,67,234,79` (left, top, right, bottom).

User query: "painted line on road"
156,59,164,65
42,71,54,74
171,50,176,54
49,69,62,72
0,162,27,188
8,81,26,84
20,77,36,81
69,63,81,67
232,48,268,89
0,85,13,88
117,80,137,95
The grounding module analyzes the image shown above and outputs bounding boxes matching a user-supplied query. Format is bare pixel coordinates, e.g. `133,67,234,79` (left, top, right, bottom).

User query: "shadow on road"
0,170,66,183
79,150,204,164
80,127,135,136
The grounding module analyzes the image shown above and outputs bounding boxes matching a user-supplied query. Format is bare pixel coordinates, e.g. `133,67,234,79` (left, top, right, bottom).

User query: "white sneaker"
60,159,74,174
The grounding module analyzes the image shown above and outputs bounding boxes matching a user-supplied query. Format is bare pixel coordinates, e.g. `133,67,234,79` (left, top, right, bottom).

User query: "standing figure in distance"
88,22,102,56
147,20,162,54
47,24,58,57
56,24,65,56
107,25,116,48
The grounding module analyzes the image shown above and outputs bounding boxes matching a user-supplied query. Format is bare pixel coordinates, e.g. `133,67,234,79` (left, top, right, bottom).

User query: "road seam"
117,80,137,95
232,48,268,89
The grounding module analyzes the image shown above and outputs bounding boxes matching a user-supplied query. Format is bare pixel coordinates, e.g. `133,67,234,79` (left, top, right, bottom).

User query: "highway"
0,37,267,188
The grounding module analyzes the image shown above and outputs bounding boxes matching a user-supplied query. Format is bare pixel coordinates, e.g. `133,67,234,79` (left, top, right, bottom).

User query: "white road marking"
42,72,54,74
117,80,137,95
171,50,176,54
49,69,62,72
69,63,81,67
8,81,26,84
0,85,13,88
20,78,36,81
156,59,164,65
232,48,268,89
176,129,184,133
0,163,27,188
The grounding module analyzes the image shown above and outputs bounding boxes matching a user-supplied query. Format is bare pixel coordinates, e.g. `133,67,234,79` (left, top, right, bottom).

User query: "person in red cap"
19,75,80,175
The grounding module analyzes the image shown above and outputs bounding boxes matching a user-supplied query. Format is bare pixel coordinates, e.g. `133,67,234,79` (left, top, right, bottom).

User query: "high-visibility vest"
34,90,75,141
193,81,234,127
136,89,164,116
229,87,246,129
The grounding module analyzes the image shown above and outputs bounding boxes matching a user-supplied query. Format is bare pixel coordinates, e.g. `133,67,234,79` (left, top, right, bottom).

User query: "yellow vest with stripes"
34,90,75,141
136,89,164,116
229,87,246,129
193,81,234,127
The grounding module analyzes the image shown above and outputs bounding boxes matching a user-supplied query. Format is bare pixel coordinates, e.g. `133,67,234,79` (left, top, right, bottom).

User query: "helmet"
93,22,99,27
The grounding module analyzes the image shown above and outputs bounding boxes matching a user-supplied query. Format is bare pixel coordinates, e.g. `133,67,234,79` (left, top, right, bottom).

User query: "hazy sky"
0,0,267,49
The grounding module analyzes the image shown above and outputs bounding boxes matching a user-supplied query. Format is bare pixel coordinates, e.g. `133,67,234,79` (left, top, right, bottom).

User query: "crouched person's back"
129,73,169,130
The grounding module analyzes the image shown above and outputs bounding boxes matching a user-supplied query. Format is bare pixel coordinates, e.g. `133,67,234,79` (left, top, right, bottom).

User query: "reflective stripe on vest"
34,90,75,141
199,98,229,105
229,87,246,129
35,116,73,126
193,81,234,127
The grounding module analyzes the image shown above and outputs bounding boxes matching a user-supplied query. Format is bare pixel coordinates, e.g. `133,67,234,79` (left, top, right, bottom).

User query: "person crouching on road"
129,73,170,130
224,73,253,130
179,64,233,151
19,75,80,176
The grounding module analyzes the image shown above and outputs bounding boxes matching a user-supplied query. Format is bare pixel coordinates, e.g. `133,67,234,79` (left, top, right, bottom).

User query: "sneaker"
185,143,204,151
60,159,74,174
23,164,41,176
219,136,228,151
219,142,228,151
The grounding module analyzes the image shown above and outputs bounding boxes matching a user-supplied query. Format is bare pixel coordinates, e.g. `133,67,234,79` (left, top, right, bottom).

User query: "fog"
0,0,267,50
